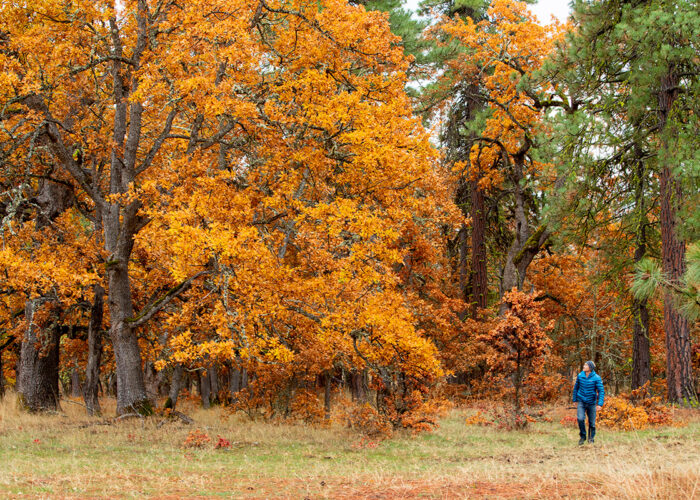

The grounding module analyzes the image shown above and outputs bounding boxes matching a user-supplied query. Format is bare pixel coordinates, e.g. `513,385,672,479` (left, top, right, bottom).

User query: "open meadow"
1,395,698,499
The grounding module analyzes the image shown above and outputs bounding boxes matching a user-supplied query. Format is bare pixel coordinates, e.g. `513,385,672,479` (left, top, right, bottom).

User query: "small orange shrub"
464,411,492,426
183,429,211,448
598,382,675,430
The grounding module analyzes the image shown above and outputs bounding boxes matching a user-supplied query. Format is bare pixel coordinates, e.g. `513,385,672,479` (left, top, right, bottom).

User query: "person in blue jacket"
572,360,605,445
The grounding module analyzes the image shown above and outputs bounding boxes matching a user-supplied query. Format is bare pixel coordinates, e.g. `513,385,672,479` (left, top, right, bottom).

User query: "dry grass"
1,393,699,499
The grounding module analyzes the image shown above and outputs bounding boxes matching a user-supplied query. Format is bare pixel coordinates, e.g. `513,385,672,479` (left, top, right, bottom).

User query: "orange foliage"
479,290,553,408
0,0,460,424
182,429,212,448
345,403,394,440
431,0,566,190
598,383,676,430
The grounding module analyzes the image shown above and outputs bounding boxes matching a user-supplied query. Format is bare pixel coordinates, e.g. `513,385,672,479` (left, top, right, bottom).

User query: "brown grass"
1,393,698,499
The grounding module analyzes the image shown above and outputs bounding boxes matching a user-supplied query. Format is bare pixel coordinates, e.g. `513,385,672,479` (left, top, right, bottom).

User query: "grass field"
1,394,699,499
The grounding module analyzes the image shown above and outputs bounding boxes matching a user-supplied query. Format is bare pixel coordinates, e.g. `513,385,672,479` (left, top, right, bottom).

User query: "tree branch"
127,270,210,327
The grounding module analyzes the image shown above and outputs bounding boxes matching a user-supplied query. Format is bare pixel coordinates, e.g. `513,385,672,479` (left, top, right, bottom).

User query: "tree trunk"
229,368,241,398
324,372,332,420
17,300,61,412
660,163,695,403
350,369,367,403
107,255,151,415
165,363,183,409
0,336,14,398
631,296,650,390
199,369,211,408
470,179,488,318
84,285,104,416
70,362,82,398
241,368,248,389
457,222,469,308
658,71,696,404
144,362,160,402
631,161,651,390
500,155,548,313
208,365,219,404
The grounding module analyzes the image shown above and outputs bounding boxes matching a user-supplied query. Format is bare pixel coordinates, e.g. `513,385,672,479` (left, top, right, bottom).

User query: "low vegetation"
1,394,698,499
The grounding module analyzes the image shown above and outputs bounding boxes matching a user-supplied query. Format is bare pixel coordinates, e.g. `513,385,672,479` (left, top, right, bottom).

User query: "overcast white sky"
404,0,572,24
528,0,572,23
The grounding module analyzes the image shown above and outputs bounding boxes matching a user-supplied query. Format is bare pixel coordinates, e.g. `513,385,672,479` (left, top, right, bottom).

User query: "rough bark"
70,363,82,398
17,300,61,412
229,368,241,396
500,154,549,313
657,71,696,404
84,284,104,416
165,363,183,409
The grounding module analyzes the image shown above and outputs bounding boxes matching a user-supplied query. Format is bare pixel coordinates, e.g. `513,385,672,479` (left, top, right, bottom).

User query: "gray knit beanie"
585,360,596,372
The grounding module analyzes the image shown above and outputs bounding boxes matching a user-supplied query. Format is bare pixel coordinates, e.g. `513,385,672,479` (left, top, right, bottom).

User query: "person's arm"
572,376,579,402
596,377,605,408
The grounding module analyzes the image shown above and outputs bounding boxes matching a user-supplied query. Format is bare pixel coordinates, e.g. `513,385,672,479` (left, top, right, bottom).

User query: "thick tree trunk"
165,363,183,409
500,155,548,313
107,255,151,415
241,368,248,390
18,300,61,412
229,368,241,397
659,164,695,403
658,71,696,404
84,285,104,416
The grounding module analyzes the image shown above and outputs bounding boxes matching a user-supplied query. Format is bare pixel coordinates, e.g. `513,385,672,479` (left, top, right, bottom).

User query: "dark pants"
577,402,597,440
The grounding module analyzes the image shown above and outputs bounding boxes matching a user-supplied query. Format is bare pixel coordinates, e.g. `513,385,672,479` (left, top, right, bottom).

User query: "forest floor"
1,394,699,499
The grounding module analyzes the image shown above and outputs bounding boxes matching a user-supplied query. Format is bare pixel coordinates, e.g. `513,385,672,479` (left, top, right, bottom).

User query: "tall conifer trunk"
657,71,696,404
631,159,650,390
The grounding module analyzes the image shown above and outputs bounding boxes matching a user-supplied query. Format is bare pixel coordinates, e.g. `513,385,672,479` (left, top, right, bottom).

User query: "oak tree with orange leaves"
0,0,458,420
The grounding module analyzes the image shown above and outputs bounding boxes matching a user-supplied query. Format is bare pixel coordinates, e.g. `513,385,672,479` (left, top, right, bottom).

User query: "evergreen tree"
549,0,699,402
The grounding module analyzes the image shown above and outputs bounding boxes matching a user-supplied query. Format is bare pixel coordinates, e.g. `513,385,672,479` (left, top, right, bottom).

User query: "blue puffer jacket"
572,371,605,406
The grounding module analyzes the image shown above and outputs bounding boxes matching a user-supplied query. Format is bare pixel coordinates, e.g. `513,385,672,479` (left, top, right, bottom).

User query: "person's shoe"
588,438,595,444
578,438,586,445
